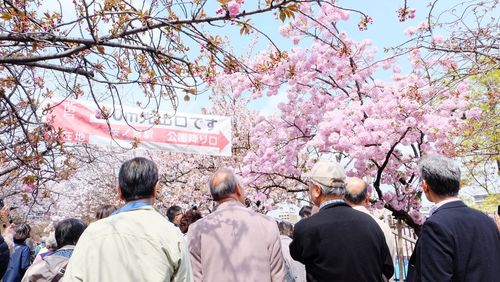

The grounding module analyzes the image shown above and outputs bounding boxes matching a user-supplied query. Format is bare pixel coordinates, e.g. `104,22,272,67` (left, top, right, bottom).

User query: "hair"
178,209,202,234
13,223,31,241
55,218,87,248
95,205,117,220
167,205,182,222
277,221,294,239
298,206,312,218
118,157,158,201
419,154,461,197
209,168,239,201
313,181,346,197
344,181,368,205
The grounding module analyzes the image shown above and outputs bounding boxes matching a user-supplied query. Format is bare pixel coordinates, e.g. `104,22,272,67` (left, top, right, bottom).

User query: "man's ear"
152,182,158,198
312,184,322,198
116,185,125,201
310,184,322,206
364,192,371,205
421,180,430,193
235,184,246,203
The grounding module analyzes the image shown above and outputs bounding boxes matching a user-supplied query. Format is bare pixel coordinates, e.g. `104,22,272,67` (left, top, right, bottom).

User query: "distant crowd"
0,154,499,282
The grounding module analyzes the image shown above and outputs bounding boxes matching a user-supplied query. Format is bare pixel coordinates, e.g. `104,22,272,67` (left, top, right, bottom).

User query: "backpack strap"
52,265,66,282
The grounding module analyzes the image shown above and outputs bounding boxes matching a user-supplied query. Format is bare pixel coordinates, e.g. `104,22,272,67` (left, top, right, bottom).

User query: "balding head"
345,177,368,206
209,168,242,202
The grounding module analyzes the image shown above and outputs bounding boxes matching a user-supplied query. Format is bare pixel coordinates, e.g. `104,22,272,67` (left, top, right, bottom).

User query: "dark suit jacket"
407,201,500,282
289,202,394,282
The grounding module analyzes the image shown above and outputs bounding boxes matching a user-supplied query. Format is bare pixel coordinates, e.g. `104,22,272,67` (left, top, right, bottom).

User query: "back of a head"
12,223,31,241
179,209,203,234
95,205,117,220
419,154,461,197
298,206,312,218
277,221,294,238
55,218,87,248
345,177,368,205
209,168,239,201
309,160,347,197
119,157,158,201
167,205,182,222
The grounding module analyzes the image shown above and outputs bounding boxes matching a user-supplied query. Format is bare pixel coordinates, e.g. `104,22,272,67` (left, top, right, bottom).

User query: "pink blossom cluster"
397,7,416,22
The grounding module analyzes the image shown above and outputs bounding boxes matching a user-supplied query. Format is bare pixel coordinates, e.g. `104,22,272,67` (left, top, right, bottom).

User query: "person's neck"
125,198,154,205
346,202,365,208
432,195,459,205
217,196,241,205
320,196,343,205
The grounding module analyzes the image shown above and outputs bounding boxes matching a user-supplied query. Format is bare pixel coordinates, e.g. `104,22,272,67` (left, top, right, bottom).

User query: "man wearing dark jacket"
407,154,500,282
290,160,394,282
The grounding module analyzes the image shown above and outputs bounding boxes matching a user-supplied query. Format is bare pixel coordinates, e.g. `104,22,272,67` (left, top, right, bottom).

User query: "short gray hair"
312,181,346,197
209,168,239,201
419,154,461,196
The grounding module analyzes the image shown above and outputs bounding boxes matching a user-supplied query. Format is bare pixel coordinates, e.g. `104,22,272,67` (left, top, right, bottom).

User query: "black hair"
167,205,182,222
118,157,158,201
298,206,312,218
55,218,87,247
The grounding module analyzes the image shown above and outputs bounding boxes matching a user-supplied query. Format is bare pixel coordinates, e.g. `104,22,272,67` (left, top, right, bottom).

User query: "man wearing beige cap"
289,160,394,282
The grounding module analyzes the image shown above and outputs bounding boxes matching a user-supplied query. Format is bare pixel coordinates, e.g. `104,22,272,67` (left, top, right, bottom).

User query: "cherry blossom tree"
212,1,483,233
0,0,323,204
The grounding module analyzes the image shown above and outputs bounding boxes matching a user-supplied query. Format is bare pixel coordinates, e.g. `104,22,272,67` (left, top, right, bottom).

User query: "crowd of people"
0,154,498,282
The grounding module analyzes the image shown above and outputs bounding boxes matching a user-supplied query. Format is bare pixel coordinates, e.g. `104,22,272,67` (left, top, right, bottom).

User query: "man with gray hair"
407,154,500,282
345,177,396,281
187,168,285,282
290,160,393,281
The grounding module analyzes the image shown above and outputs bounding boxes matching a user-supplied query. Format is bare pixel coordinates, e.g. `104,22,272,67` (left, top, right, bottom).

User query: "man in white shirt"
345,177,396,282
63,157,192,282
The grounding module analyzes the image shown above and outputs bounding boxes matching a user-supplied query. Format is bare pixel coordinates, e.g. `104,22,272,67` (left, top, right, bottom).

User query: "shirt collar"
320,199,345,209
113,200,152,215
429,197,461,216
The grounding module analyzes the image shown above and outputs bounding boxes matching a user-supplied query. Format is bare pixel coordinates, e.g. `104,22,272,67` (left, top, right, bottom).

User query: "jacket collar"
431,200,466,215
216,199,245,210
320,201,351,211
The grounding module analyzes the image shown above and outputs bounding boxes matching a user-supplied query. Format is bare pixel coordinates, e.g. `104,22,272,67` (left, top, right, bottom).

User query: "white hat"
309,160,346,187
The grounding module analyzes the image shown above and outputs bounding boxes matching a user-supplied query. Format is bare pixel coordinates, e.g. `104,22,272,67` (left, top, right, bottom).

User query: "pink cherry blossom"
227,2,240,18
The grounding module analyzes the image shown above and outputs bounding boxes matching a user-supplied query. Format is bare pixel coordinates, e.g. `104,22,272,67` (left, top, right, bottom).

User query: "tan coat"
187,200,285,282
63,206,192,282
353,205,396,281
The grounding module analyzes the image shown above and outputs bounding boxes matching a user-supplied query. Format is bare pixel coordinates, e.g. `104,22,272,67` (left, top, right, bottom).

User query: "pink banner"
47,99,232,156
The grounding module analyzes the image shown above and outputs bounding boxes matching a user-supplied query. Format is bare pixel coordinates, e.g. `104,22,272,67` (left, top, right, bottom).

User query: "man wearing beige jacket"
187,168,285,282
63,157,192,282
